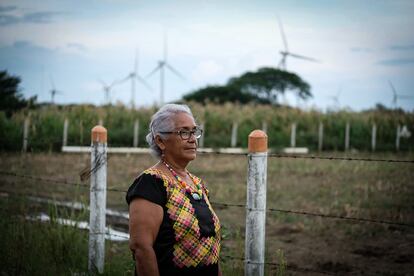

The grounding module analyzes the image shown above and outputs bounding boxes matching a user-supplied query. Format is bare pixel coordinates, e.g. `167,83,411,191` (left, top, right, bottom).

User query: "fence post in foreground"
262,121,268,134
371,123,376,152
22,117,30,152
88,125,107,274
318,122,324,152
345,122,350,151
199,122,205,148
63,118,69,147
133,119,139,147
231,121,238,147
245,130,268,276
290,122,296,148
396,125,401,151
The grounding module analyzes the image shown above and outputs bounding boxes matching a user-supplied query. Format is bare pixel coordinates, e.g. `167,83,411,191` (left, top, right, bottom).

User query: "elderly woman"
126,104,221,276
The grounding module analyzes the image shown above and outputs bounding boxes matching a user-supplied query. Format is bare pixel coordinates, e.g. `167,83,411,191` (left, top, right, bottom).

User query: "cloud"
389,44,414,51
0,5,17,13
67,42,88,52
350,47,374,53
377,58,414,66
0,6,64,26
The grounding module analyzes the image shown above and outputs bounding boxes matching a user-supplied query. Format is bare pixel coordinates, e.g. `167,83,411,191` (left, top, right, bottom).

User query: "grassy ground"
0,151,413,275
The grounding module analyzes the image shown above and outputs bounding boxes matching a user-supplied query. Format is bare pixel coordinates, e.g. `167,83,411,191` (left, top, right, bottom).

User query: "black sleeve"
125,173,167,207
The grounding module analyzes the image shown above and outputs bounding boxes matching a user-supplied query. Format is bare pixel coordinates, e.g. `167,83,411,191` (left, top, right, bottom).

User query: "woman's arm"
129,198,164,276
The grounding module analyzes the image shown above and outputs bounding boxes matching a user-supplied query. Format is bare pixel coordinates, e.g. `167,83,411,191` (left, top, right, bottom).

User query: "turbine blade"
277,17,288,52
136,75,154,91
388,80,397,96
288,52,320,63
134,48,139,74
146,64,162,79
163,31,168,61
165,63,185,80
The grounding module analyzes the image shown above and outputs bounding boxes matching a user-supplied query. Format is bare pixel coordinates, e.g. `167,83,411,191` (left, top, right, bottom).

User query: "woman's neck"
161,157,188,177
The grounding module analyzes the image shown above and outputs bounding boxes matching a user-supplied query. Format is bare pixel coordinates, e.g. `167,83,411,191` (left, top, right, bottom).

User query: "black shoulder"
125,172,167,206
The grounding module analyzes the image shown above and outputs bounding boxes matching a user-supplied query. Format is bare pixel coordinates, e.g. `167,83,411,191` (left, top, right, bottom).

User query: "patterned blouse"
126,168,221,276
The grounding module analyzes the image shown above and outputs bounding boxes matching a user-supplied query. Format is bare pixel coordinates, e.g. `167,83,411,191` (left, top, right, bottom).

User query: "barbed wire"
211,202,414,228
2,171,414,228
0,171,124,193
197,150,414,163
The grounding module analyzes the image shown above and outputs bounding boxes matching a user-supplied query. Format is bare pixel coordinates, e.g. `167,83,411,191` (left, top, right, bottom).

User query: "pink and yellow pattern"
144,168,221,268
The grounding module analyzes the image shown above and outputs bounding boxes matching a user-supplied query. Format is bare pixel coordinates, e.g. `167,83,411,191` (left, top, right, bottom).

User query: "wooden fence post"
245,130,268,276
88,126,107,274
371,124,376,152
318,122,324,152
396,125,401,151
199,122,205,148
262,121,268,134
98,118,103,126
22,117,30,152
63,118,69,147
290,123,296,148
345,122,350,151
231,122,238,147
133,120,139,147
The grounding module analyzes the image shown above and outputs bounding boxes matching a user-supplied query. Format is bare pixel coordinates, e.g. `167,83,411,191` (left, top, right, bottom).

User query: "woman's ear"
155,135,166,151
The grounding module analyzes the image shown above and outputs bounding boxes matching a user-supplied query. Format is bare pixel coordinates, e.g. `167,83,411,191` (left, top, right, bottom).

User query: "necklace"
162,159,203,200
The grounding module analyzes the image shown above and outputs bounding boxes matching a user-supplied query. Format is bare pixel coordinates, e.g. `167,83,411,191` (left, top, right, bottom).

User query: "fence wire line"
2,171,414,228
221,254,336,275
0,171,124,193
212,201,414,228
197,150,414,163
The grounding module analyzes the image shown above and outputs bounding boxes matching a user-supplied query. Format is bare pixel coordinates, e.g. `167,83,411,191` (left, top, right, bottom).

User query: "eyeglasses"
160,127,203,140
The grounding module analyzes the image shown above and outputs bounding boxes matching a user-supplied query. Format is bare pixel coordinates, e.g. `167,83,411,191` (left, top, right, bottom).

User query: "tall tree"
183,85,270,105
0,71,36,117
228,67,311,105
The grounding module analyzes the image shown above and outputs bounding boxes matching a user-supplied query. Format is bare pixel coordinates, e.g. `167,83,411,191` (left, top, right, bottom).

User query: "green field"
1,151,413,275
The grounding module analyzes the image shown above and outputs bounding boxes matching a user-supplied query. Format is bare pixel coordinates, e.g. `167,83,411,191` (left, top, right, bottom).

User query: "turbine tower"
119,49,152,109
146,33,184,106
277,17,320,70
98,79,119,105
388,80,414,109
49,75,63,104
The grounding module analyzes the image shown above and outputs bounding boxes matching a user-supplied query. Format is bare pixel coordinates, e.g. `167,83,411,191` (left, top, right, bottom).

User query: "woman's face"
159,113,198,163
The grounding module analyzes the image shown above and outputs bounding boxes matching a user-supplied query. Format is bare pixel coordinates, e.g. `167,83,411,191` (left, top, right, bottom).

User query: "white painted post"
290,122,296,148
371,124,377,152
245,130,267,276
396,125,401,151
80,120,84,145
199,122,205,148
133,120,139,147
345,122,350,151
318,122,324,152
88,126,107,274
98,118,103,126
231,122,238,147
22,117,30,152
262,121,268,134
63,118,69,147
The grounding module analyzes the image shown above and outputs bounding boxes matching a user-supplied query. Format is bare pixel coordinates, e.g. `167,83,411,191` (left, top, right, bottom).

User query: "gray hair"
146,104,195,158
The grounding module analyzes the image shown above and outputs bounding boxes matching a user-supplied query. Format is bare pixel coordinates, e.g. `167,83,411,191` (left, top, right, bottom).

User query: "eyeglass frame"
159,127,203,140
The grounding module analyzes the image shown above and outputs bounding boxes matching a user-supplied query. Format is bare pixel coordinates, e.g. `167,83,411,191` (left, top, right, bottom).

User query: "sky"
1,0,414,112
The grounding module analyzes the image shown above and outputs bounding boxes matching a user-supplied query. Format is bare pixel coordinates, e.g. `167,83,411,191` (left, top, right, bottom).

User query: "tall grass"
0,103,413,152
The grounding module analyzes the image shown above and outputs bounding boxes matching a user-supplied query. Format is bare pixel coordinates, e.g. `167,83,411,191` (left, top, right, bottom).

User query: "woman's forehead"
173,113,196,128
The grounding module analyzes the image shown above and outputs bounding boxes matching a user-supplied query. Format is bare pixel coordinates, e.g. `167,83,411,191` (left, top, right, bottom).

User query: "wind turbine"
118,49,153,109
98,79,119,105
49,75,63,104
328,87,341,109
276,17,320,70
146,33,185,106
388,80,413,109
